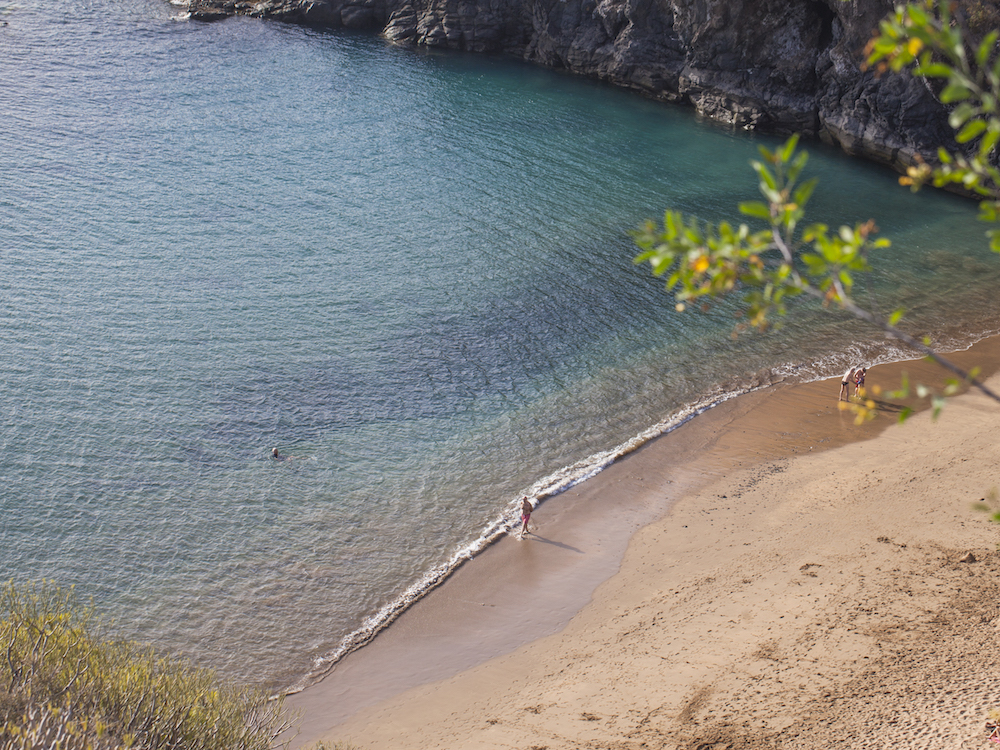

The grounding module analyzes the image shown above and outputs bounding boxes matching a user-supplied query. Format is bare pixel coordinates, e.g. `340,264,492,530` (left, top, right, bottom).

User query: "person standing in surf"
519,497,533,538
839,366,855,402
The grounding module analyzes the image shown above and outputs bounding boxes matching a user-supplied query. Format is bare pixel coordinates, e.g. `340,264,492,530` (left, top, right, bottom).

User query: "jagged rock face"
185,0,961,170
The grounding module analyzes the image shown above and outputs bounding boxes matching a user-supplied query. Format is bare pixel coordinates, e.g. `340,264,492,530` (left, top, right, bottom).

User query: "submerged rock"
180,0,982,173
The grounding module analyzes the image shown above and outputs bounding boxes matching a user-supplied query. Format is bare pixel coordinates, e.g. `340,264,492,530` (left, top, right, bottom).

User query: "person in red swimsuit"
519,497,533,538
853,367,867,398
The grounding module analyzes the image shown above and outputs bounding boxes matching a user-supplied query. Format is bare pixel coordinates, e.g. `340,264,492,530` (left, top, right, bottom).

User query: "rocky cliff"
185,0,980,171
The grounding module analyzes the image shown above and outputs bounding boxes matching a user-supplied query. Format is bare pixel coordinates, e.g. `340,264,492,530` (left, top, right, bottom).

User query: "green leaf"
793,177,818,208
652,256,674,276
906,3,929,26
787,150,810,184
980,125,1000,157
739,201,771,220
801,254,826,275
949,102,977,130
753,161,778,192
931,396,946,421
802,222,828,242
940,82,973,104
913,62,953,78
956,119,987,143
990,229,1000,253
762,186,783,205
779,135,800,164
888,308,906,326
977,31,998,69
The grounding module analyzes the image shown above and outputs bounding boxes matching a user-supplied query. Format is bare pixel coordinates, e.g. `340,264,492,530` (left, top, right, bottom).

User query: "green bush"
0,581,291,750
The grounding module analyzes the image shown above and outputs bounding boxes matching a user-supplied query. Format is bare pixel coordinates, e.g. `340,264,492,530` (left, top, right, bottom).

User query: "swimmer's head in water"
272,447,280,458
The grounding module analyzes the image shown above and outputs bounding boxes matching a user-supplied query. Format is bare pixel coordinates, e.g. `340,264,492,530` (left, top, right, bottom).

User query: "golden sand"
294,338,1000,750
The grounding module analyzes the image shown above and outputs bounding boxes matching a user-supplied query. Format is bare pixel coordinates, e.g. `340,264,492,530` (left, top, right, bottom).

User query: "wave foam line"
280,326,1000,697
280,383,757,696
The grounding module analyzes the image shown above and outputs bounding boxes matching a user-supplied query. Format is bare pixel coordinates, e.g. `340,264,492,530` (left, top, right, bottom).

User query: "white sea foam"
282,329,1000,696
282,374,775,693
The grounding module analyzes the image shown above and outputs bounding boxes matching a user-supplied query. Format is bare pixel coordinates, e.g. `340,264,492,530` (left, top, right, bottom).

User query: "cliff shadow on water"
183,0,995,177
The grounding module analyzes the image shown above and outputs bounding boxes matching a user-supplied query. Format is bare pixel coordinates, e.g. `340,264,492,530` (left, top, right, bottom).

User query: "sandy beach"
293,337,1000,750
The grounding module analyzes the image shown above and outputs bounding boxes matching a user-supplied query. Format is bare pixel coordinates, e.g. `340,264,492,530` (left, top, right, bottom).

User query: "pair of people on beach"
839,366,867,401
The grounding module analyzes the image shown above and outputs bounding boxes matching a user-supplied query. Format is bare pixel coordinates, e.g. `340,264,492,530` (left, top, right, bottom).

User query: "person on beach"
853,367,867,398
519,497,533,538
839,366,856,401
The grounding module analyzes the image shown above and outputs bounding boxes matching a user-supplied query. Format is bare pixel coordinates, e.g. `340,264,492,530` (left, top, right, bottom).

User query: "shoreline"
289,335,1000,748
282,386,726,697
281,329,998,700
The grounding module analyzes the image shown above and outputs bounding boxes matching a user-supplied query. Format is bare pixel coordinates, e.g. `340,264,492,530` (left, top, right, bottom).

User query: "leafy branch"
634,0,1000,421
868,0,1000,244
632,131,1000,422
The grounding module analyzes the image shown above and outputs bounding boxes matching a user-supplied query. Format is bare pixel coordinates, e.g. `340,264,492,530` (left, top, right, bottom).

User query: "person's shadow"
857,397,910,415
525,534,583,554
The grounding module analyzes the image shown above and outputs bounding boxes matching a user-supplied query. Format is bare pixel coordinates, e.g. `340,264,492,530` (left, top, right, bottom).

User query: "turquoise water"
2,0,999,690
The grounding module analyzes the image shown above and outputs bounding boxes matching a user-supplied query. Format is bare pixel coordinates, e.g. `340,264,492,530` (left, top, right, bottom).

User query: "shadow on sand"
524,533,583,554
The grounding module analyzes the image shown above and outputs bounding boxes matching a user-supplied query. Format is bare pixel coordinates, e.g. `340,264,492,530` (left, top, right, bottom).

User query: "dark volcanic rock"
181,0,974,172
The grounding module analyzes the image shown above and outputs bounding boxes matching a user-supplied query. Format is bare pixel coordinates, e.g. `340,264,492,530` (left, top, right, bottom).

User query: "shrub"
0,581,291,750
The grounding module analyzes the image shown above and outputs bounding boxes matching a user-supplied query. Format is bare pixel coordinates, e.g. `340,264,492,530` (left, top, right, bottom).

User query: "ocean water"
2,0,999,690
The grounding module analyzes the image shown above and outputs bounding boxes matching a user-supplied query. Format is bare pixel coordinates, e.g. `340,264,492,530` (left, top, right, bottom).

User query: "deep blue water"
2,0,998,688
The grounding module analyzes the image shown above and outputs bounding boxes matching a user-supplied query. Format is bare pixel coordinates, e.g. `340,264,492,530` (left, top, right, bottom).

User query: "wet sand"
289,336,1000,749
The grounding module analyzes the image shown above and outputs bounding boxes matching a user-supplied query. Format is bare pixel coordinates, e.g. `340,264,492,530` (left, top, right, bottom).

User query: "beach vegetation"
0,580,293,750
633,0,1000,423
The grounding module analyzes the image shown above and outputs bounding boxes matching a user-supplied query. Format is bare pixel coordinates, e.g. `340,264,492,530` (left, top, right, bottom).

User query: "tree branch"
799,281,1000,403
